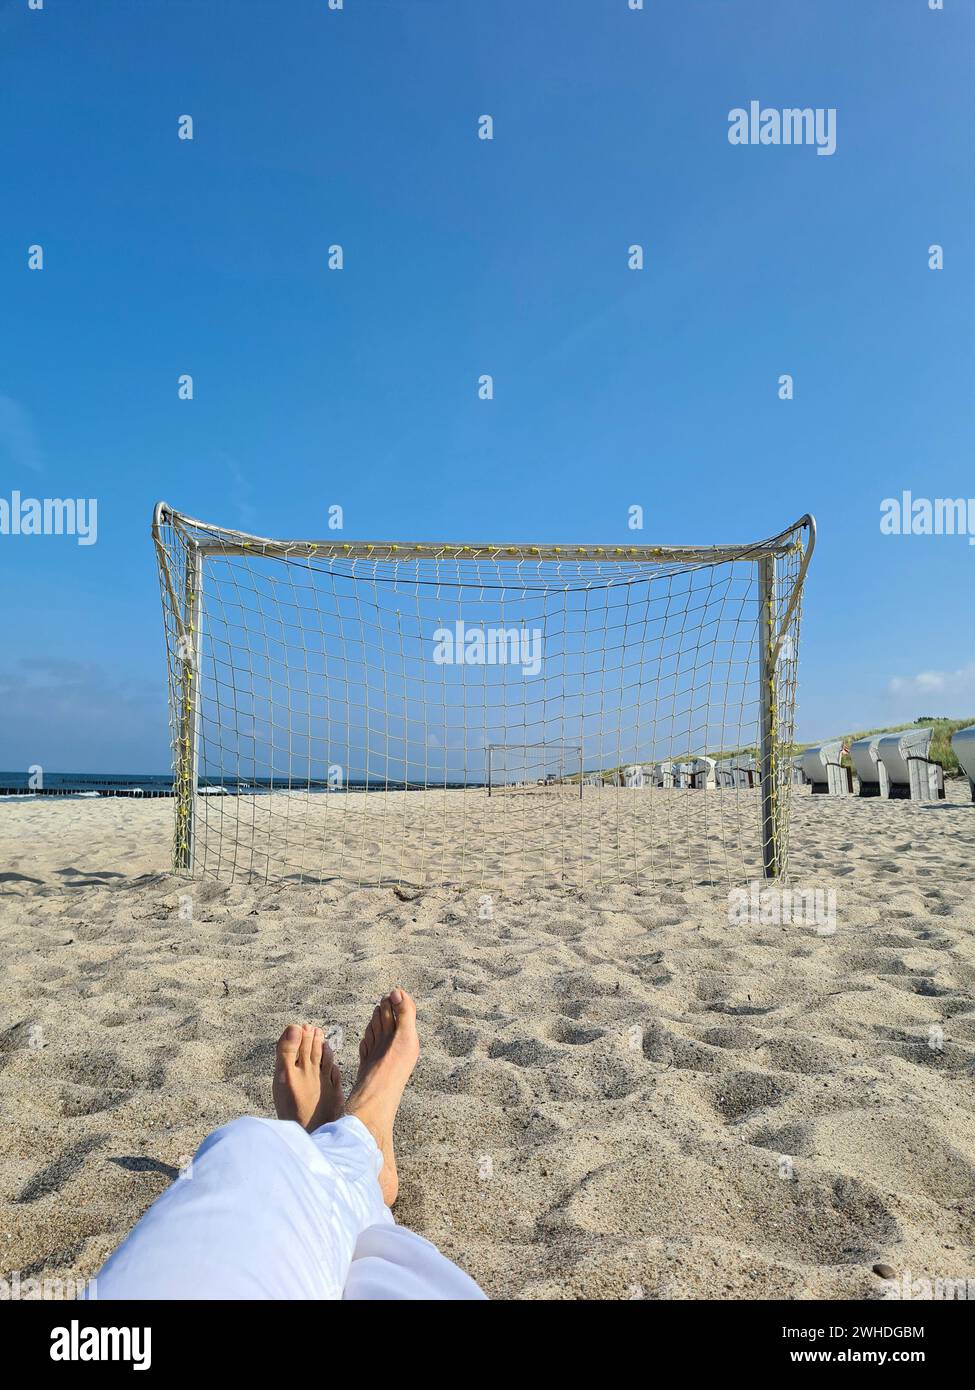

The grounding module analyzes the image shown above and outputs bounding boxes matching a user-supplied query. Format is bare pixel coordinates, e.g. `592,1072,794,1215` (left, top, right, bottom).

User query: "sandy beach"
1,786,974,1300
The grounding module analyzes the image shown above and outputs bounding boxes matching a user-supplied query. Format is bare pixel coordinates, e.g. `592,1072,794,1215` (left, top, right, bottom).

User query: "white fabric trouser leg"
341,1222,485,1300
89,1115,485,1300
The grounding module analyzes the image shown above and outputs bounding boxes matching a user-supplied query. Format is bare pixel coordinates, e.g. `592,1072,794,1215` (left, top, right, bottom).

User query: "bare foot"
273,1024,344,1132
345,989,419,1206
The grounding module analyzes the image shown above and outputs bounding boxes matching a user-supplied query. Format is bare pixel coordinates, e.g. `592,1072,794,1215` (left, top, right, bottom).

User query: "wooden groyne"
0,787,175,798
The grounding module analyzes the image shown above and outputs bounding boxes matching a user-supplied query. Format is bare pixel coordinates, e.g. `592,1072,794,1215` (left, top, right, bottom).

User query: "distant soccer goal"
151,504,814,889
487,742,584,798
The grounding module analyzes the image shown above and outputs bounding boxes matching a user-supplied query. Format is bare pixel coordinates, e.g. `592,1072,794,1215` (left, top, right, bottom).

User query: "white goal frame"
152,503,815,886
486,741,585,799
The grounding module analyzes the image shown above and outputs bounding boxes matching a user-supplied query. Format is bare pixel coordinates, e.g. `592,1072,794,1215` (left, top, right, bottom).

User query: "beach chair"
799,740,852,795
877,728,945,802
714,760,740,789
779,755,806,786
950,724,975,802
849,735,890,798
719,757,756,789
686,756,717,790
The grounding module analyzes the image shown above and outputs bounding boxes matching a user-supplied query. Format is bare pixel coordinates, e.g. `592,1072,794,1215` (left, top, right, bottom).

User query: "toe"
380,995,394,1033
276,1024,302,1068
390,988,416,1025
329,1062,342,1093
310,1028,324,1070
298,1024,314,1068
370,1005,382,1042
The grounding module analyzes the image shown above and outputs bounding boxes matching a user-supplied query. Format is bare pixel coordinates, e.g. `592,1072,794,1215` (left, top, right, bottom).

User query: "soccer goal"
151,503,814,889
486,742,584,799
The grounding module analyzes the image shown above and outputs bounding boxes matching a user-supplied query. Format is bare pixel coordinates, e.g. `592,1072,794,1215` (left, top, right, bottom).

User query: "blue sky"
1,0,972,773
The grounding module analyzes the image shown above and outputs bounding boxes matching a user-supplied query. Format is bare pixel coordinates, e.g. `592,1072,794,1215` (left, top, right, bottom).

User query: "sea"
0,773,472,800
0,771,176,800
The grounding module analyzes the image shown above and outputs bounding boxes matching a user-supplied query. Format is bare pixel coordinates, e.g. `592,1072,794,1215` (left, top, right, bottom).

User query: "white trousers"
89,1115,486,1301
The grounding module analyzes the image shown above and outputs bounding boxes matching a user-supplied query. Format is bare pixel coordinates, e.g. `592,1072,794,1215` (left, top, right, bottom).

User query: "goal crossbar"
155,503,804,566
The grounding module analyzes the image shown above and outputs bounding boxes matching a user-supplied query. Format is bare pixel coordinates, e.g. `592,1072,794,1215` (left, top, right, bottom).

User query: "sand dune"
1,787,973,1299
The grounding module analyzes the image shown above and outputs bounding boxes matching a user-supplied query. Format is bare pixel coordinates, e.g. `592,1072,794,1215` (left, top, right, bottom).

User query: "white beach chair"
685,756,717,789
786,755,807,786
799,741,851,795
877,728,945,802
717,756,755,789
714,759,738,789
950,725,975,802
711,757,754,788
849,735,890,798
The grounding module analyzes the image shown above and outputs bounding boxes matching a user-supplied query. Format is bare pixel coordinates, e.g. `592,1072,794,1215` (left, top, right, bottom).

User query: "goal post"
151,503,815,889
758,553,780,879
153,503,202,872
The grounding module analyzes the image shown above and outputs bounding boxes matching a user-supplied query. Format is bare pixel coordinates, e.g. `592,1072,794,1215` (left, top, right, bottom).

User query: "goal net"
151,504,814,890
